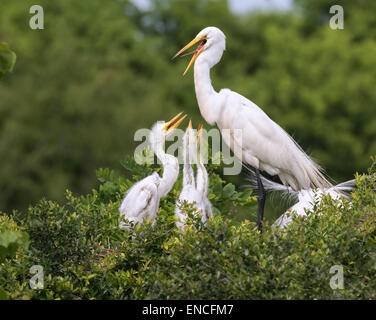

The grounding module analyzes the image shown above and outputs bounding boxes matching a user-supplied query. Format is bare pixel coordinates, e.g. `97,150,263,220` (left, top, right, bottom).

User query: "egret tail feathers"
280,127,333,191
244,165,299,203
244,164,355,201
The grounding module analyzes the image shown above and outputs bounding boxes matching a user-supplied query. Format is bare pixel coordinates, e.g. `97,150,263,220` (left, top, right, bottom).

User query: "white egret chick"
175,122,212,231
119,113,187,230
196,124,213,221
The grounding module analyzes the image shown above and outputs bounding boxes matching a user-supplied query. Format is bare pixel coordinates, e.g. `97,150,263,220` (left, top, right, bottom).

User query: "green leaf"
212,206,221,216
208,194,216,200
223,183,235,198
0,287,9,300
239,189,253,201
0,42,16,79
0,229,29,259
211,182,223,195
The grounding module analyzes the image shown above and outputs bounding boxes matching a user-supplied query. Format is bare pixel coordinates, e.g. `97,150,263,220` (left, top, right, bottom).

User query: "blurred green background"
0,0,375,213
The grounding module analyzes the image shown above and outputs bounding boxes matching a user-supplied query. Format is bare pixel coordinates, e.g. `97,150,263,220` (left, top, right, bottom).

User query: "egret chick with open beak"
175,122,212,232
119,113,187,231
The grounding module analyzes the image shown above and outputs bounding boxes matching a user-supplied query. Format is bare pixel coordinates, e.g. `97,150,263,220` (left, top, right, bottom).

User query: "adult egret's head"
150,112,187,151
173,26,226,75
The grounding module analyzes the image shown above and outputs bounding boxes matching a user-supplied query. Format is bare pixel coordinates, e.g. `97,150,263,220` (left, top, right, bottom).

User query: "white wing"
218,90,331,191
119,174,160,230
275,181,355,229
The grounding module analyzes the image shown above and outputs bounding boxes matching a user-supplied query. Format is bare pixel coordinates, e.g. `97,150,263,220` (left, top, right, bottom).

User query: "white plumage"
119,172,160,229
195,125,213,221
175,122,212,231
174,26,330,191
119,113,186,230
245,169,355,229
274,180,354,228
173,26,332,229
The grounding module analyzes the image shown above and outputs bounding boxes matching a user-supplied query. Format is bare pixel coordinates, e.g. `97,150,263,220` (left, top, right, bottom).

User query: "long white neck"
194,58,221,125
195,146,208,196
183,135,195,186
154,145,179,198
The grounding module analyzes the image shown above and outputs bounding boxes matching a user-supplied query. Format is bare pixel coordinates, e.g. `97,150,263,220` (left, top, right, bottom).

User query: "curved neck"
154,146,179,198
195,147,208,196
183,136,195,186
194,58,221,125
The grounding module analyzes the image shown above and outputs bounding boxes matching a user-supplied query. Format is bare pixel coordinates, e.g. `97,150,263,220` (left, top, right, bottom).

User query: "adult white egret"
246,170,355,229
119,113,186,230
175,121,212,231
173,26,331,231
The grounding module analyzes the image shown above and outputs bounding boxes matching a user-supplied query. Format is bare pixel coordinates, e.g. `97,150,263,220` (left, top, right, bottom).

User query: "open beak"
197,124,203,139
164,112,187,132
172,35,207,75
197,124,204,162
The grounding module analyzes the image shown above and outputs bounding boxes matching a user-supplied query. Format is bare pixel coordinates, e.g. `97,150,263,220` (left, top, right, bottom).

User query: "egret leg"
255,168,266,231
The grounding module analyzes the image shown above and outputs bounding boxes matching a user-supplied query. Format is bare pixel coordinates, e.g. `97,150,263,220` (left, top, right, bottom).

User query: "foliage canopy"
0,156,375,299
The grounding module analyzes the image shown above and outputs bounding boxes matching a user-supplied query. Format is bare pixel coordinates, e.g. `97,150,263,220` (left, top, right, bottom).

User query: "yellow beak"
197,124,204,163
197,124,203,139
172,35,207,75
165,112,187,132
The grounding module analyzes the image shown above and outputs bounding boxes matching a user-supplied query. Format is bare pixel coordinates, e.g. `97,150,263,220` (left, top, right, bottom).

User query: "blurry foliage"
0,156,375,299
295,0,376,39
0,215,28,260
0,0,375,219
0,42,16,79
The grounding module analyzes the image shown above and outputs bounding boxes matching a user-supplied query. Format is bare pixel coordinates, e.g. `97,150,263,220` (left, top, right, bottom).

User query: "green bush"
0,42,16,79
0,156,375,299
0,215,30,299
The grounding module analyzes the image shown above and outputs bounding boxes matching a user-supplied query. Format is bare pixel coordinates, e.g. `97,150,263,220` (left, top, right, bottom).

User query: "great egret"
173,26,331,231
119,113,186,230
246,169,355,229
175,121,212,231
